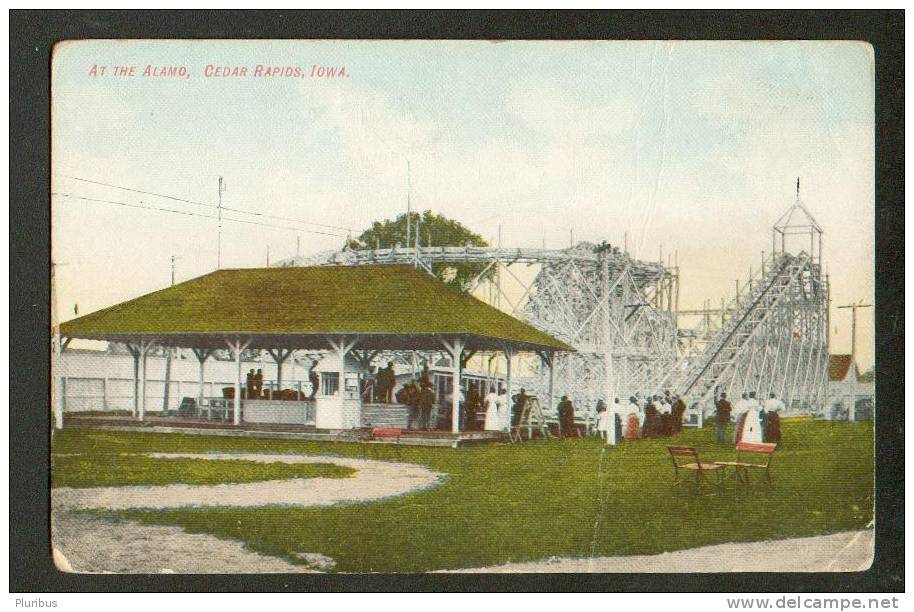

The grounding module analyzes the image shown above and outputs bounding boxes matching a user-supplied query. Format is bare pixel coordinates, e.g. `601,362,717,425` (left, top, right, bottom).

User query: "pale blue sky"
52,40,875,367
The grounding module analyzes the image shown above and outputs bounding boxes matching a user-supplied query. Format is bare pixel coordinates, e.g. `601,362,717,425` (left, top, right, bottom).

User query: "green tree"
348,210,492,292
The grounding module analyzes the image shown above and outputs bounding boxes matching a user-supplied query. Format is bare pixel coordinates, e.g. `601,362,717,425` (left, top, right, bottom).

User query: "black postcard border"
9,9,904,593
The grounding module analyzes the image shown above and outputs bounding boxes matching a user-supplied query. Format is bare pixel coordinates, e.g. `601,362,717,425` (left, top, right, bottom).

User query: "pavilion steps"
360,403,410,429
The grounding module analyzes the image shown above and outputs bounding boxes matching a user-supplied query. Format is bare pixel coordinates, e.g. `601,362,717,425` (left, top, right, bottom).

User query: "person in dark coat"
764,409,781,444
512,388,529,427
715,392,733,444
418,384,436,430
246,369,255,399
254,369,264,398
644,397,659,437
419,365,432,389
672,394,687,434
464,385,481,431
557,395,575,438
387,362,397,402
308,369,320,400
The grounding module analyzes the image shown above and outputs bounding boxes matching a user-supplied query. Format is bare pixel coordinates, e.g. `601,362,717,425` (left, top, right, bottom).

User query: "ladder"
509,396,550,442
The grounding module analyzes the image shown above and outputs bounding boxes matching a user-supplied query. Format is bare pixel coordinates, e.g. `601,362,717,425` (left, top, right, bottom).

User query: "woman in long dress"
483,387,501,431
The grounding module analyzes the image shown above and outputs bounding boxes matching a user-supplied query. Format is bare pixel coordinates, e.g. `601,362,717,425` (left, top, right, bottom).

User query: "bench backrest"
735,441,776,467
735,442,776,454
667,446,701,469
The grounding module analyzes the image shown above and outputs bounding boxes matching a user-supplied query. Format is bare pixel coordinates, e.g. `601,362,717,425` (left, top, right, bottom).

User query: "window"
321,372,339,396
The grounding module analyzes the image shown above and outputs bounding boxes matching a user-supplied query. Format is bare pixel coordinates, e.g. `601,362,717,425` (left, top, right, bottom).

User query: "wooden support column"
549,351,556,416
267,348,293,388
192,348,214,411
53,335,66,429
226,337,251,425
133,339,156,421
503,345,515,431
126,343,140,418
441,337,466,434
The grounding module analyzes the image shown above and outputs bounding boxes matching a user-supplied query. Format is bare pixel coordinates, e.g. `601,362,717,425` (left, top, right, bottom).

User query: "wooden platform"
63,415,506,447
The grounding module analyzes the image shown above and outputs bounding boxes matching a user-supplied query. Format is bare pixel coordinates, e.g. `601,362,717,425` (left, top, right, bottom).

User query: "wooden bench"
714,441,777,485
667,446,726,491
371,427,403,443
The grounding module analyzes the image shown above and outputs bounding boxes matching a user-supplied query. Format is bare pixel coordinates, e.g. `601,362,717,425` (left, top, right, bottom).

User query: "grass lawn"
51,453,354,488
52,419,873,572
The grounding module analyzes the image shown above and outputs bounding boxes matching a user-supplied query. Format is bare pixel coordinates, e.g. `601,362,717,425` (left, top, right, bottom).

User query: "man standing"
715,392,733,444
254,369,264,398
512,387,529,427
418,383,435,430
557,395,575,438
380,361,396,403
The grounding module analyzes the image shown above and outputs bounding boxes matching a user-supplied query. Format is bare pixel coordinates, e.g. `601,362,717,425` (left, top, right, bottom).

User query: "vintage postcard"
49,39,875,575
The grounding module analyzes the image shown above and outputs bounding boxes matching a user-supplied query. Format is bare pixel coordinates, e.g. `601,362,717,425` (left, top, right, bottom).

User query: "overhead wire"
53,173,352,233
50,192,349,238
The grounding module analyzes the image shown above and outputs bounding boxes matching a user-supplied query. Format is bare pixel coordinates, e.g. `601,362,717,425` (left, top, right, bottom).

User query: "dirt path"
442,529,874,573
53,452,443,510
52,452,444,573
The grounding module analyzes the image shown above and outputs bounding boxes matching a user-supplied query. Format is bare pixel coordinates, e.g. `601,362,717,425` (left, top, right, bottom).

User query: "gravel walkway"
52,452,444,573
442,529,874,573
53,452,443,510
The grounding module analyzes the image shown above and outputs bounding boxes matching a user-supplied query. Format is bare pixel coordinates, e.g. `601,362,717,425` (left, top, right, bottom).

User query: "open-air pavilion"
57,264,573,438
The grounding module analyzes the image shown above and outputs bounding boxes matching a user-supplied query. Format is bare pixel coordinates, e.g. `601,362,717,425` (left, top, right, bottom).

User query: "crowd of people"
590,391,689,445
714,391,783,445
377,362,785,446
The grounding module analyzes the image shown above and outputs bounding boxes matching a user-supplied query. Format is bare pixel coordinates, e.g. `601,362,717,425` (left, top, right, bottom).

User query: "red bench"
371,427,403,443
714,441,777,485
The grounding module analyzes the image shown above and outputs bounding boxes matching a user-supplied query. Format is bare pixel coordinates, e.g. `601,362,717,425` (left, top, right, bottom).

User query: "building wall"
57,349,315,412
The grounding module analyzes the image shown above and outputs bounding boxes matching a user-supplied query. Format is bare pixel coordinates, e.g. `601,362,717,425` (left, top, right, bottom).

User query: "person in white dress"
738,391,764,443
483,386,502,431
595,400,612,444
496,387,510,430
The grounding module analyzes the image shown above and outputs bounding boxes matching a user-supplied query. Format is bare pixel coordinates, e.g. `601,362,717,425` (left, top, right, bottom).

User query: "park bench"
371,427,403,443
667,446,726,491
714,441,777,485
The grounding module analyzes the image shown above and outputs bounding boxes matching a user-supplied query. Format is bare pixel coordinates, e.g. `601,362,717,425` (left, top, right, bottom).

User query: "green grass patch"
53,420,873,572
52,454,354,488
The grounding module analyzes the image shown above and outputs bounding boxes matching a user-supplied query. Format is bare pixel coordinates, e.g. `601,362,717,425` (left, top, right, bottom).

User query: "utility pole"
163,256,181,413
217,176,224,269
836,300,872,421
170,255,181,286
266,245,270,267
837,301,873,367
405,161,411,253
296,236,300,259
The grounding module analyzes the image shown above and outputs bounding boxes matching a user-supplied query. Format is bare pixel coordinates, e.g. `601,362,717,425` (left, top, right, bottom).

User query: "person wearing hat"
715,392,733,444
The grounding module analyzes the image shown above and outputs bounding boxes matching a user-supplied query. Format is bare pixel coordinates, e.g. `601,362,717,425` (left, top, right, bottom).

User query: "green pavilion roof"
60,264,573,353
